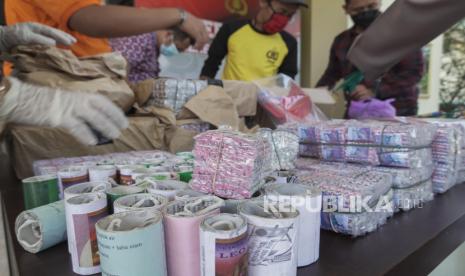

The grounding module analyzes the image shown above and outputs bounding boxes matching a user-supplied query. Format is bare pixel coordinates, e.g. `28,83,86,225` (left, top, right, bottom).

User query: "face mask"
262,4,290,35
351,9,381,29
160,44,179,57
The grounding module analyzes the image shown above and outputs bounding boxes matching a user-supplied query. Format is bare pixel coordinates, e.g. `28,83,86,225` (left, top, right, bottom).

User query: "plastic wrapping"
257,128,299,171
191,129,272,199
393,180,434,212
421,119,465,192
320,190,394,237
294,158,433,189
298,119,436,168
254,74,327,126
294,169,392,210
144,78,208,113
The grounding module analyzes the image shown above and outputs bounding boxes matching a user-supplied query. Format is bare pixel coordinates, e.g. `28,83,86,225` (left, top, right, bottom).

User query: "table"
3,162,465,276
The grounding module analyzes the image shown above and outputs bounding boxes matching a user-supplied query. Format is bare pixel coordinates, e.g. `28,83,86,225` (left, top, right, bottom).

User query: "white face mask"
160,43,179,57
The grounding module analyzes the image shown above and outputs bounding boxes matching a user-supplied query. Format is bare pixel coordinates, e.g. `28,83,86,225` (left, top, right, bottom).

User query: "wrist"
177,8,187,27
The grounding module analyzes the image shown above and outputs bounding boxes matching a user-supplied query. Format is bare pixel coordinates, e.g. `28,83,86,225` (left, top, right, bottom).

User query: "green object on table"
335,70,365,93
178,171,193,183
106,185,144,214
22,175,60,210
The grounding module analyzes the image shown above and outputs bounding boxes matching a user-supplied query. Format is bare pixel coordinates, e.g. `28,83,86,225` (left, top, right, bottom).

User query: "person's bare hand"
179,11,208,51
351,84,374,101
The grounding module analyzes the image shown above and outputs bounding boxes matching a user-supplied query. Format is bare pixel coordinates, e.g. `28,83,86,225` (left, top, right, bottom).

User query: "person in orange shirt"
4,0,208,58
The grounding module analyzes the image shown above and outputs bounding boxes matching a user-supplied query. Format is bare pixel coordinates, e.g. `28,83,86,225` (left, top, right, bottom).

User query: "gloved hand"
0,77,129,145
0,22,76,52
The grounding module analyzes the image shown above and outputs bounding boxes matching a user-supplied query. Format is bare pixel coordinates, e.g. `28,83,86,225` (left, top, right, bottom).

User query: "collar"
249,20,273,35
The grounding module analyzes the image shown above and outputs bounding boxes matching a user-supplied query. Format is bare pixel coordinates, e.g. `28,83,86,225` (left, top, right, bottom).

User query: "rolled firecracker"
239,199,300,276
106,185,145,214
174,189,208,201
200,214,248,276
15,200,67,254
119,165,147,185
221,190,264,214
265,183,322,267
113,193,168,214
64,181,108,253
96,210,167,276
147,180,189,201
22,175,60,210
65,193,108,275
163,196,224,276
58,166,89,199
134,171,180,184
88,166,117,183
64,182,108,201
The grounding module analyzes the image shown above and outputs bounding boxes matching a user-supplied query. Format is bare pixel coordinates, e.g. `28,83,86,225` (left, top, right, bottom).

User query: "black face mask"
351,9,381,29
106,0,134,6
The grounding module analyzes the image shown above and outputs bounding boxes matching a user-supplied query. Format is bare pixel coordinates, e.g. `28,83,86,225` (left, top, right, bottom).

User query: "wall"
301,0,347,87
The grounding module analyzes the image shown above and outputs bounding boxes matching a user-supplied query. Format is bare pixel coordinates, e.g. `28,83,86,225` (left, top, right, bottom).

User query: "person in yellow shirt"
200,0,307,81
4,0,208,60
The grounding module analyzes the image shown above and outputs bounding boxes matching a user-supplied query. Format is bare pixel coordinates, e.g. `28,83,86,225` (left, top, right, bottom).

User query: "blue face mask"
160,43,179,57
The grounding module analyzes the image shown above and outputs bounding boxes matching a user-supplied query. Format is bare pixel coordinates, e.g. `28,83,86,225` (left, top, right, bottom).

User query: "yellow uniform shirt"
201,20,297,81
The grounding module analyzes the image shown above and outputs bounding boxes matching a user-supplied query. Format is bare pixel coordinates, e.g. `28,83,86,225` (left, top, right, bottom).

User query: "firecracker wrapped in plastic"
294,169,394,237
421,119,465,193
191,128,273,199
298,118,436,168
294,158,434,189
144,78,208,113
258,128,299,171
254,74,327,126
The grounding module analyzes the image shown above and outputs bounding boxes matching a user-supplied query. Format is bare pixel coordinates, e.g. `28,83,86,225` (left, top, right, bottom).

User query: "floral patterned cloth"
110,32,159,83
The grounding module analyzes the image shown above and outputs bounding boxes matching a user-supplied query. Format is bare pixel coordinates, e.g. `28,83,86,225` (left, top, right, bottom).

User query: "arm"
0,77,128,145
200,23,231,79
69,5,208,50
316,39,342,89
348,0,465,80
278,33,298,79
375,49,424,99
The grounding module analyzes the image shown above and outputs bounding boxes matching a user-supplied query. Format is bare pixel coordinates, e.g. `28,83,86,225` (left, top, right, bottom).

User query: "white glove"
0,22,76,52
0,77,129,145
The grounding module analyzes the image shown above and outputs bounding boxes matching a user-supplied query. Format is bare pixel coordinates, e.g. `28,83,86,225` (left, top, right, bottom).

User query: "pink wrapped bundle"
191,130,272,199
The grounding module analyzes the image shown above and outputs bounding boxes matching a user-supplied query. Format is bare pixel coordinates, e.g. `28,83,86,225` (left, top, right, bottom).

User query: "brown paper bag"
223,80,259,117
9,45,135,112
183,86,241,130
9,117,197,179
